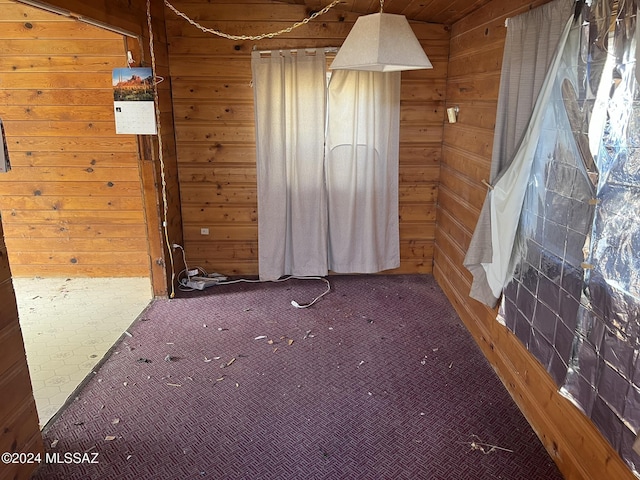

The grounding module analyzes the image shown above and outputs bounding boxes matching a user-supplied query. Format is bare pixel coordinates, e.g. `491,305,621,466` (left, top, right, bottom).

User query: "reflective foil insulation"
497,0,640,475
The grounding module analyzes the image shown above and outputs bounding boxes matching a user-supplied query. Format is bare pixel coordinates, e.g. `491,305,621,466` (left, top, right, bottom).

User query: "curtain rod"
506,0,584,27
253,47,339,55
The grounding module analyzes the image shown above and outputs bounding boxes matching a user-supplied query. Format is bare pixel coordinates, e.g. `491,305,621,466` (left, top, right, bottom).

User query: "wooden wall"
435,0,635,478
0,0,182,296
0,0,151,278
0,1,633,479
0,2,179,478
0,213,43,480
166,0,448,276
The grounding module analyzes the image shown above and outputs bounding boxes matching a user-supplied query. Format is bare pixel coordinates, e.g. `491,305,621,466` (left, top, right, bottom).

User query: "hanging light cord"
380,0,384,12
163,0,341,40
146,0,176,298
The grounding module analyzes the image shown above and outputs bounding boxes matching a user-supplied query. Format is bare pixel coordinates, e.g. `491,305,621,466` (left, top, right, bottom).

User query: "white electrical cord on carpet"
212,276,331,309
173,244,330,308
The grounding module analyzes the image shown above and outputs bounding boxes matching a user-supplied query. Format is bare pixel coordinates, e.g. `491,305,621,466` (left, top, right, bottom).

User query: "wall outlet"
200,227,209,235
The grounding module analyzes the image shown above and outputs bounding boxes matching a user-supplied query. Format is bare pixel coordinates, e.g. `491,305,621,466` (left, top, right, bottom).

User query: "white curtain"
251,49,328,281
251,53,401,279
463,0,575,306
482,15,574,299
325,70,401,273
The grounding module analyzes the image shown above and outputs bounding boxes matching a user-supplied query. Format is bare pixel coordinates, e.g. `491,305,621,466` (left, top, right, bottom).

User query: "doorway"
0,0,154,426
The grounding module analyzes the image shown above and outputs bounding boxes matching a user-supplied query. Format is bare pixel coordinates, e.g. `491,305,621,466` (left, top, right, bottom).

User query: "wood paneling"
34,0,184,297
0,215,43,480
0,1,630,479
434,0,636,478
169,0,448,275
280,0,493,26
0,1,177,477
0,1,151,278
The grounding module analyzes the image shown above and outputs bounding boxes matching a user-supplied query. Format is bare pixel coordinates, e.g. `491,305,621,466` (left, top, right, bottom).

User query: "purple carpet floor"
31,275,563,479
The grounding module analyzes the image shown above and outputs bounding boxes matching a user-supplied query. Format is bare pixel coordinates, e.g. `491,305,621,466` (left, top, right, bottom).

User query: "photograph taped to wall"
112,67,157,135
0,119,10,173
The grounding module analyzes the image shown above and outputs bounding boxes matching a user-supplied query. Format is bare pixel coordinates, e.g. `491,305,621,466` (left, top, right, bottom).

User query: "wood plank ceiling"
279,0,494,25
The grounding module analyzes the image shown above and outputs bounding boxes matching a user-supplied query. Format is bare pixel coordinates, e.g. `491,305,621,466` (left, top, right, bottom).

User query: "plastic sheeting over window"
464,0,575,307
497,1,640,474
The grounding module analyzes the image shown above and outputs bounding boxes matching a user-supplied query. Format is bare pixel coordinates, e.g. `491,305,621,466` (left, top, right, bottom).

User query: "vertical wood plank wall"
435,0,635,478
0,213,43,480
166,0,448,276
0,0,151,278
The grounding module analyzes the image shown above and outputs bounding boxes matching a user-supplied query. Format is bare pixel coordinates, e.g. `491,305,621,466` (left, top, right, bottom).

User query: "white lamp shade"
330,13,433,72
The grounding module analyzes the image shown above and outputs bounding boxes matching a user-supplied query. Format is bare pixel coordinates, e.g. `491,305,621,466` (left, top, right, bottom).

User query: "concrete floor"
13,277,152,428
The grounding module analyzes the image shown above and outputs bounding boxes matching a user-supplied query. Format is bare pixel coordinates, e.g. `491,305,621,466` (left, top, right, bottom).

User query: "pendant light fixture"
330,0,432,72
